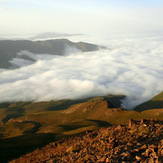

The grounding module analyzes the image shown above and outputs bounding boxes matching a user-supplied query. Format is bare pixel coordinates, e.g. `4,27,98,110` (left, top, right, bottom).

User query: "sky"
0,0,163,36
0,0,163,109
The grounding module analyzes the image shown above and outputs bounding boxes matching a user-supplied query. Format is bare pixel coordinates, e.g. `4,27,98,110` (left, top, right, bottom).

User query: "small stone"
134,149,139,152
127,142,133,146
99,157,106,162
141,144,147,150
135,155,142,161
106,157,110,163
129,119,134,128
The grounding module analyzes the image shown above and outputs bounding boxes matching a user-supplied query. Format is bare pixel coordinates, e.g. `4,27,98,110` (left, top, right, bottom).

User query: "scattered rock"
10,119,163,163
135,155,142,161
141,144,147,150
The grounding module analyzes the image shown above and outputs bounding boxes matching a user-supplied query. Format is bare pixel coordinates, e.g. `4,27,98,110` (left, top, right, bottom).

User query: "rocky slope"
0,95,163,162
10,119,163,163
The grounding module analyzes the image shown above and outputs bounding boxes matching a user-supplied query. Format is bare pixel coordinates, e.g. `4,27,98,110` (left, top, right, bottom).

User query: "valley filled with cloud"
0,33,163,109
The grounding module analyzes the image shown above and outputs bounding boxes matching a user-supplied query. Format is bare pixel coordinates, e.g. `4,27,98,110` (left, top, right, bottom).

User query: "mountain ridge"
28,32,82,40
0,94,163,162
135,92,163,111
0,39,103,69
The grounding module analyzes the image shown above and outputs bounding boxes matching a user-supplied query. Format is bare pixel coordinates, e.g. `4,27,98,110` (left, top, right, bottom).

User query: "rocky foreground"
11,119,163,163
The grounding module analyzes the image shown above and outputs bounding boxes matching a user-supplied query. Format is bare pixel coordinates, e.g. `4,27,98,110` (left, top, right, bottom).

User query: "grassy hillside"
135,92,163,111
0,95,163,162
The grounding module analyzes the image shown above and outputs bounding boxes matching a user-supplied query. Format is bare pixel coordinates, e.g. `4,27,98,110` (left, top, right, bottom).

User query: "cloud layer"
0,33,163,109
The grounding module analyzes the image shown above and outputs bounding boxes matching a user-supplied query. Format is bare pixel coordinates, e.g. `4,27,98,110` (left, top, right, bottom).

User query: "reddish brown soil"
10,119,163,163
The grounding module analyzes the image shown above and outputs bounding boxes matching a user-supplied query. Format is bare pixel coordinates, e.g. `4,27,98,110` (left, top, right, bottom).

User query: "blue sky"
0,0,163,36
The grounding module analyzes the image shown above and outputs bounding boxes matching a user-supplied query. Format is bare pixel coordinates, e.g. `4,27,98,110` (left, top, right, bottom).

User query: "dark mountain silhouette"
0,39,103,69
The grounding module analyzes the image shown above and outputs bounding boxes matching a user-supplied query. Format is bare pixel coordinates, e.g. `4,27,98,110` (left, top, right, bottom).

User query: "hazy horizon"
1,0,163,36
0,1,163,109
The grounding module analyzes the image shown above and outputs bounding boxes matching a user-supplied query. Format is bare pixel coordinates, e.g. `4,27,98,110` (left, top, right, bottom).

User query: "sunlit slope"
0,95,163,162
0,95,124,136
135,92,163,111
0,95,163,139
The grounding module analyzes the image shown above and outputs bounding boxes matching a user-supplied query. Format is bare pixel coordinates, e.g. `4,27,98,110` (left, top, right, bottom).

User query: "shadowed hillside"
0,39,103,69
135,92,163,111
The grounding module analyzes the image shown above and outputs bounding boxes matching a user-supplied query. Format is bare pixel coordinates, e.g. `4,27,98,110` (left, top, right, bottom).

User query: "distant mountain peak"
28,32,82,40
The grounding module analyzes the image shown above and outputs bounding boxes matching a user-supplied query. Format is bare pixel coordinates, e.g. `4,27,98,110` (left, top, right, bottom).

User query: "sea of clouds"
0,32,163,109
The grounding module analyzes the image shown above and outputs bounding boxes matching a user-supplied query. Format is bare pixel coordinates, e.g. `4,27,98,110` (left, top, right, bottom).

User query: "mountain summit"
10,119,163,163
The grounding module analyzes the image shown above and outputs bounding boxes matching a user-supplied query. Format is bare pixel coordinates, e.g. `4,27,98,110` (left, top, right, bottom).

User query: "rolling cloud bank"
0,33,163,109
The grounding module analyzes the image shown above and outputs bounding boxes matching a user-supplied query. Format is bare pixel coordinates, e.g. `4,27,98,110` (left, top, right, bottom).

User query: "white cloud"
0,33,163,109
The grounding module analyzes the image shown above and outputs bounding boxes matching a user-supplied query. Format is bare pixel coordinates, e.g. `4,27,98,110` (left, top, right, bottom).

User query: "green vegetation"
135,92,163,111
